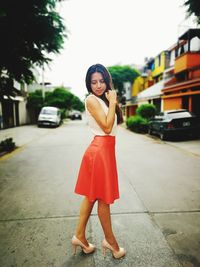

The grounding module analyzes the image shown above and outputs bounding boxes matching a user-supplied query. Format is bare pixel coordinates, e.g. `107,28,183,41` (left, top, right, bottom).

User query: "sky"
43,0,198,100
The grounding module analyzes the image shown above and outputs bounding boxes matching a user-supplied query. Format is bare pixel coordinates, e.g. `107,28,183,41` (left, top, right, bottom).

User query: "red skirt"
74,135,119,204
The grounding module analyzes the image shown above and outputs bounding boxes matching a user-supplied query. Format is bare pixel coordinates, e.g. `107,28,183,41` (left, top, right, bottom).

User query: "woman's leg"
75,196,95,246
97,200,119,251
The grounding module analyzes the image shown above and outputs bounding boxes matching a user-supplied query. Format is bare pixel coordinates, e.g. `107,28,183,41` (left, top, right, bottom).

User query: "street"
0,120,200,267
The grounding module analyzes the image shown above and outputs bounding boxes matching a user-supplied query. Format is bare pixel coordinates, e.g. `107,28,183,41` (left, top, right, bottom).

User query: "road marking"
0,128,54,161
0,145,27,161
165,142,200,159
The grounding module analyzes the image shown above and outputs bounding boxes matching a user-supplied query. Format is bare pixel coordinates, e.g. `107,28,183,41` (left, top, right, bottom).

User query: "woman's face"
90,72,107,96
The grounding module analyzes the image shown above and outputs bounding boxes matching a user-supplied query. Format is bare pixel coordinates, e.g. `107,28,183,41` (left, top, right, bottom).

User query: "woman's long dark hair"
85,63,123,124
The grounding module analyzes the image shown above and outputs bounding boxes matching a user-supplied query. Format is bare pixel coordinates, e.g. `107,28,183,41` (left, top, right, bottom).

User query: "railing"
174,52,200,74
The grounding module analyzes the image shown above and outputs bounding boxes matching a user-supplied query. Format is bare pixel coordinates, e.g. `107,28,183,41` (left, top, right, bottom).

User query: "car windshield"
166,111,192,119
72,110,80,114
41,109,57,115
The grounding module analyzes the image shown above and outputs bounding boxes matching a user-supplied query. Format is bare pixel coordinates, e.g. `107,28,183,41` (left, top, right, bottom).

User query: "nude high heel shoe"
71,235,95,255
102,238,125,259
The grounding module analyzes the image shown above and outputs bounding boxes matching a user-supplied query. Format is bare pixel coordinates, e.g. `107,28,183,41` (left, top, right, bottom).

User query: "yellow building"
125,51,169,117
151,51,169,80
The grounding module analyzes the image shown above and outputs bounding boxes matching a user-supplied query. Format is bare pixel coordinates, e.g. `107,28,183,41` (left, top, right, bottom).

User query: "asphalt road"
0,120,200,267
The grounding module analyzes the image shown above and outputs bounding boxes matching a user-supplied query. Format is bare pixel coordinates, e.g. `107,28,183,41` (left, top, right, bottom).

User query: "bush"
0,138,16,153
136,104,156,119
60,108,67,120
126,115,148,133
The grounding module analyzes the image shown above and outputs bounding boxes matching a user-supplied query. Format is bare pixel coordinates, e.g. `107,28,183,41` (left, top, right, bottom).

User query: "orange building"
162,29,200,116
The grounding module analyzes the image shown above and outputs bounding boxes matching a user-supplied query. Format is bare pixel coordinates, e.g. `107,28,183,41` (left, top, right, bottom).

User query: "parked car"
148,109,200,140
68,110,82,120
38,106,61,127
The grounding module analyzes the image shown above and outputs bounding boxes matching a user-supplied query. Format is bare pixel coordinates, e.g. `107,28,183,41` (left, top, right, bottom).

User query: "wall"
19,100,31,125
126,105,137,117
169,49,176,67
163,97,182,110
152,52,166,78
124,82,132,100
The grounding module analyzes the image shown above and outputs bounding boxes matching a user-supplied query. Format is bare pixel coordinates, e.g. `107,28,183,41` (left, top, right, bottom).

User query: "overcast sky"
43,0,197,100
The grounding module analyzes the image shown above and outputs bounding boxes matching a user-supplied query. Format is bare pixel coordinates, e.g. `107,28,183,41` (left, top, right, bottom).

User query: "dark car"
148,109,200,140
68,110,82,120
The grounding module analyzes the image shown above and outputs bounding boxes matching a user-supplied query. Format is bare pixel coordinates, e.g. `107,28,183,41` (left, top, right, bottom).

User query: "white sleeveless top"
85,94,118,136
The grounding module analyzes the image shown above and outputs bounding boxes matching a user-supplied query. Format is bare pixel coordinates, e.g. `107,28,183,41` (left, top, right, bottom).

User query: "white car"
38,106,61,127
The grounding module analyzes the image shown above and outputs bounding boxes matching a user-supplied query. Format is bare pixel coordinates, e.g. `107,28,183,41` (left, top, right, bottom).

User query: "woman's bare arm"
86,92,117,134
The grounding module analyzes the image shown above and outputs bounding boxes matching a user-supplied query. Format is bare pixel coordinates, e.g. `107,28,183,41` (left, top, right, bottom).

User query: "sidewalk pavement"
166,138,200,158
0,124,52,147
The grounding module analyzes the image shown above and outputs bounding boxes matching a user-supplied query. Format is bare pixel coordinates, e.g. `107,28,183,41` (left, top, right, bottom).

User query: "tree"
184,0,200,24
26,90,44,120
27,87,84,122
0,0,66,98
71,95,85,112
108,65,139,103
45,87,84,111
45,88,74,110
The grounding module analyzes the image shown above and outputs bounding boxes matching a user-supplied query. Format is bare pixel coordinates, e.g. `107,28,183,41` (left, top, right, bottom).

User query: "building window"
158,55,161,66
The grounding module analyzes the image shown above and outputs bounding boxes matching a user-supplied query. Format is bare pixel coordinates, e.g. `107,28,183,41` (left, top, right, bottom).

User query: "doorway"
192,94,200,117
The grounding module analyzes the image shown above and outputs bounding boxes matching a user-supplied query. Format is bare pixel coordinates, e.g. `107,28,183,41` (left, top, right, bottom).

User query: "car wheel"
160,132,167,141
148,128,153,135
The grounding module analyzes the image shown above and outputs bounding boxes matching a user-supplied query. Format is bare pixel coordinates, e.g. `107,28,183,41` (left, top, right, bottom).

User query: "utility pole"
42,64,45,99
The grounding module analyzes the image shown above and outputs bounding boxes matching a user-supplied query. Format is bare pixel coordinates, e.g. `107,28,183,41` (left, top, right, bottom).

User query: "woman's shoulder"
85,94,99,105
85,94,95,100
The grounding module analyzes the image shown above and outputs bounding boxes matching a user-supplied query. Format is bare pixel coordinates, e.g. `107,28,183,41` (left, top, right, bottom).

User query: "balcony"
174,52,200,74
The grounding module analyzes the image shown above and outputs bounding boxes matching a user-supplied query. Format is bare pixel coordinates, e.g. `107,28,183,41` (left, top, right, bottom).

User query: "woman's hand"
105,90,117,105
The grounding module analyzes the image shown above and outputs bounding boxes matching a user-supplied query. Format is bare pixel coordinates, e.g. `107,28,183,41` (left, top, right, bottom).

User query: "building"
0,68,42,129
0,80,31,129
125,28,200,118
126,50,170,116
162,28,200,116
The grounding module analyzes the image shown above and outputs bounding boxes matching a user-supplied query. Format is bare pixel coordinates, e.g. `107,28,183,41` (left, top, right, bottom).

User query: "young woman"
71,63,125,259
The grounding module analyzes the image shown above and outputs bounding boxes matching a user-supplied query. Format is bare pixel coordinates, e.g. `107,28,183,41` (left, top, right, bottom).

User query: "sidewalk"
121,123,200,158
166,138,200,158
0,124,52,147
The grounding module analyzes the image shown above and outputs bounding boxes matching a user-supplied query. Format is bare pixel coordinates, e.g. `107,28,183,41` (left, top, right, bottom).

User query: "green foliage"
27,90,44,109
59,108,67,120
0,138,16,153
126,104,156,134
0,77,17,99
44,87,84,111
0,0,67,97
126,115,148,133
71,95,85,112
108,65,140,103
184,0,200,24
27,87,84,122
136,104,156,119
27,90,44,120
45,88,74,109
